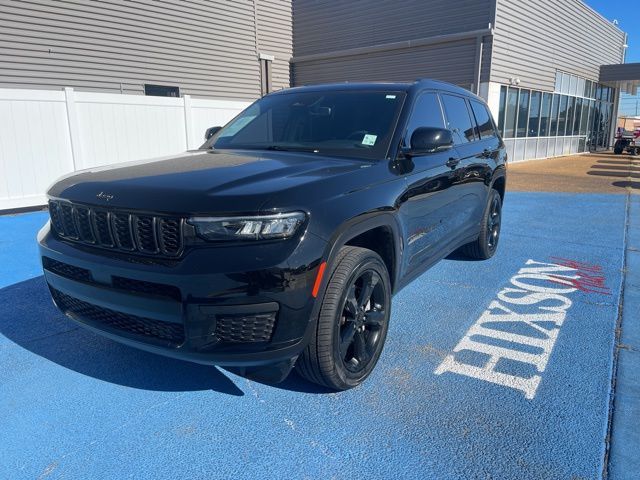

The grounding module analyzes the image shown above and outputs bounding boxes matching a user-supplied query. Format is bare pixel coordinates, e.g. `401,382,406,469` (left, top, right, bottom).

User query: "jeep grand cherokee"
38,80,507,390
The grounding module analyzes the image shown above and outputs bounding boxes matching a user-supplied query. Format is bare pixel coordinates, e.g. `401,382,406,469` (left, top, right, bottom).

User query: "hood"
48,150,367,215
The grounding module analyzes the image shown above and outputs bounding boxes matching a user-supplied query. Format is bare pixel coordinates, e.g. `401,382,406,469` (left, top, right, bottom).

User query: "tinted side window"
405,92,445,144
440,94,476,144
470,100,497,139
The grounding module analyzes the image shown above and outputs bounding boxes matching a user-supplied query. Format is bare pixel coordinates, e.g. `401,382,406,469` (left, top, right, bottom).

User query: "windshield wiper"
264,145,319,153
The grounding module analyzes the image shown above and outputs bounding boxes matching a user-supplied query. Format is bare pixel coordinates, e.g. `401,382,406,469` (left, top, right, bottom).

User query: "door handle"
446,157,460,168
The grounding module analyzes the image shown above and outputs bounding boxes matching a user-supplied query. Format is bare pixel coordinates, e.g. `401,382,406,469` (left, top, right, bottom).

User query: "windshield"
211,90,406,160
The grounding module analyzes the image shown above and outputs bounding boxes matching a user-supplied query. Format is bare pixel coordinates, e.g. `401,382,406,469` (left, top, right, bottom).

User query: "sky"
584,0,640,116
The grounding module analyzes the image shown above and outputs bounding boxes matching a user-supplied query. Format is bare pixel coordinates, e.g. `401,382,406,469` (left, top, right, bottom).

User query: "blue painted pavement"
0,193,630,479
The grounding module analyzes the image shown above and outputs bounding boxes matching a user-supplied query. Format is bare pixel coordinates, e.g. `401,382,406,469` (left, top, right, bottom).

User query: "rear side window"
440,94,476,144
470,100,498,139
405,92,445,144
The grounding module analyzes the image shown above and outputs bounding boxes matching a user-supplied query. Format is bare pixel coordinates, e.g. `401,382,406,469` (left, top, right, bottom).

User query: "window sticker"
362,134,377,146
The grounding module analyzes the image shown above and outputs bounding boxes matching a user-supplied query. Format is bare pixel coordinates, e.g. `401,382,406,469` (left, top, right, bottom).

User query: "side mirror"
204,126,222,140
404,127,454,157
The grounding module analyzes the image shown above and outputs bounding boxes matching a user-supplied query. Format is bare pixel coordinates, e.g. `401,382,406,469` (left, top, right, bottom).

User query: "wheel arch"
320,213,403,296
490,168,507,202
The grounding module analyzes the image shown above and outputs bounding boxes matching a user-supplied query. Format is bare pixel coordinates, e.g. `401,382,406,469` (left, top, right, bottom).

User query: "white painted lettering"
434,259,585,399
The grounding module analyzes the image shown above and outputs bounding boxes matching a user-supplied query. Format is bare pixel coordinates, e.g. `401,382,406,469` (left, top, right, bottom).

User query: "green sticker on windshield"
362,134,377,146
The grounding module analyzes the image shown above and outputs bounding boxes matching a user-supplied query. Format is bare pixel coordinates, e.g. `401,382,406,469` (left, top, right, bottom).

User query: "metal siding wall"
256,0,292,92
0,0,291,99
294,39,478,88
491,0,625,90
292,0,491,89
293,0,490,57
480,36,493,84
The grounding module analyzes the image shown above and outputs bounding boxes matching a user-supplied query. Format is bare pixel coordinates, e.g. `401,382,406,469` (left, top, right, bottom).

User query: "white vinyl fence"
0,88,250,211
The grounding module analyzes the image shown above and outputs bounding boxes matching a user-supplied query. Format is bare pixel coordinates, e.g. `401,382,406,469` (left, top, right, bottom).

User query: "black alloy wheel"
296,246,391,390
337,269,387,374
461,188,503,260
486,192,502,253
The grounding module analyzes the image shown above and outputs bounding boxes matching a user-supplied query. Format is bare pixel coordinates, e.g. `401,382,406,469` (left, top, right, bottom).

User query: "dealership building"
292,1,639,162
1,0,640,209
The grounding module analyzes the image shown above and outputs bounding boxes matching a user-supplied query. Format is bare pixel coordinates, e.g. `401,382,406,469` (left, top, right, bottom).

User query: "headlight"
188,212,306,241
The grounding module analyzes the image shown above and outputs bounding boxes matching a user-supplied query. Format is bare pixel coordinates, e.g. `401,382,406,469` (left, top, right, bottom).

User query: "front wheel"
461,188,502,260
296,246,391,390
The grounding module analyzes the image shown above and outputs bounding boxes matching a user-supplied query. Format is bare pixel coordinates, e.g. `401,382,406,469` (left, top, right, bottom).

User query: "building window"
561,73,571,95
566,96,576,135
569,75,578,97
572,98,583,135
580,99,592,136
577,78,585,99
539,92,552,137
516,89,530,137
527,91,542,137
555,72,563,92
498,86,507,135
557,95,569,136
144,84,180,97
504,88,519,138
498,73,614,142
550,94,559,136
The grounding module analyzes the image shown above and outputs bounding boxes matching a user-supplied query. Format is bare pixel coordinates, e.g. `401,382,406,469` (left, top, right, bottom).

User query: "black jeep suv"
39,80,506,390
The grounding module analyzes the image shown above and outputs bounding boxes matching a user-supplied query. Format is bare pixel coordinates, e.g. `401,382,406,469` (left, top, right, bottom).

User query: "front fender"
315,211,404,297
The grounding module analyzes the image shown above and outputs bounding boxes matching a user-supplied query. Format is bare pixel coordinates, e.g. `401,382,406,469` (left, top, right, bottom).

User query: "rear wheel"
296,246,391,390
614,140,624,155
461,188,502,260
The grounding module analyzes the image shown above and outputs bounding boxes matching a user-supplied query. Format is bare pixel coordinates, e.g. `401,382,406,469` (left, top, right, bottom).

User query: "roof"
600,63,640,95
271,79,479,99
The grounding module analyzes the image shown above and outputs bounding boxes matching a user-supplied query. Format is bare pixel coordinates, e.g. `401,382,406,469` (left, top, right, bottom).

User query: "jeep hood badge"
96,192,114,202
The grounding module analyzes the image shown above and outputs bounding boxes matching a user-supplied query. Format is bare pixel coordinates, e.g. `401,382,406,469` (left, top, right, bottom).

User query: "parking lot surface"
1,163,637,478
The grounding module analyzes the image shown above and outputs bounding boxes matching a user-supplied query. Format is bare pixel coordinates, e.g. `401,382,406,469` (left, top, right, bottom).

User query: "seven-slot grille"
48,200,184,257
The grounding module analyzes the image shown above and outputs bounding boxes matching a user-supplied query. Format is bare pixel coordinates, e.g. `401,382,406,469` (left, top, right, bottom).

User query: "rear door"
468,98,502,215
438,93,493,239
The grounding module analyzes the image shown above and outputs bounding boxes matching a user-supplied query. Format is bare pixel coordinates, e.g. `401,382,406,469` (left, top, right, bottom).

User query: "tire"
461,188,502,260
296,246,391,390
614,140,624,155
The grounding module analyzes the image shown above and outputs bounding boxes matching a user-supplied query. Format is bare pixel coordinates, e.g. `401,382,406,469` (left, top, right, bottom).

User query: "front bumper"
38,222,327,367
